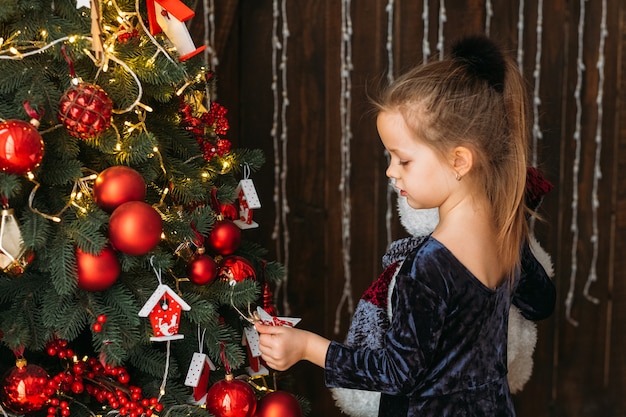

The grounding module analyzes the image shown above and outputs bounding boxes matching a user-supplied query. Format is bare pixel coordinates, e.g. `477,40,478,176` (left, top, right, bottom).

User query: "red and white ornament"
218,256,256,284
208,219,241,256
206,373,256,417
93,166,146,212
184,352,216,405
76,246,120,292
256,391,303,417
138,284,191,341
0,119,44,175
58,80,113,139
108,201,162,255
0,357,50,414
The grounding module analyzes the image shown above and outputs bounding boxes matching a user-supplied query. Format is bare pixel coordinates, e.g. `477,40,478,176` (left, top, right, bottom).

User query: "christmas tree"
0,1,304,416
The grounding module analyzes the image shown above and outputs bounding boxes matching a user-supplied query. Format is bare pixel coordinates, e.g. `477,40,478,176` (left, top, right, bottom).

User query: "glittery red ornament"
206,374,256,417
108,201,162,255
255,391,303,417
0,358,50,414
0,119,44,175
208,220,241,256
93,166,146,212
58,82,113,139
76,246,120,291
187,248,217,285
218,256,256,283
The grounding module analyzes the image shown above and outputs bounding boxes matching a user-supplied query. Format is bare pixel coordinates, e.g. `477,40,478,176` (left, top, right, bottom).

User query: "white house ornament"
184,352,216,404
146,0,206,61
0,208,34,277
138,284,191,341
234,178,261,230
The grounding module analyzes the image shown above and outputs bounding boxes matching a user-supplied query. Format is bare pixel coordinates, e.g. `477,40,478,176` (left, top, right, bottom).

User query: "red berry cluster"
45,339,164,417
92,314,107,332
179,100,232,161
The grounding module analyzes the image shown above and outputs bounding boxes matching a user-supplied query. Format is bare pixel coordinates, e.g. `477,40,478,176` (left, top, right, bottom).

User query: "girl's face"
377,110,453,210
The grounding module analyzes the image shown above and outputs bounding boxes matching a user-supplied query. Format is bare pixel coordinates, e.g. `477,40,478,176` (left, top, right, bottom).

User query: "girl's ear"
451,146,474,177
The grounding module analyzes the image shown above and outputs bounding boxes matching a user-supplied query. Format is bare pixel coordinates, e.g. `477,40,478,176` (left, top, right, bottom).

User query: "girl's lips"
399,190,407,196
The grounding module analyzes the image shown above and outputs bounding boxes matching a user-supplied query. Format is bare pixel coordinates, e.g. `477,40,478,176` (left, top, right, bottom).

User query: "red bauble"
255,391,303,417
218,256,256,283
108,201,162,255
76,246,120,291
0,358,50,414
0,120,44,174
187,248,217,285
93,166,146,212
58,82,113,139
208,220,241,255
206,374,256,417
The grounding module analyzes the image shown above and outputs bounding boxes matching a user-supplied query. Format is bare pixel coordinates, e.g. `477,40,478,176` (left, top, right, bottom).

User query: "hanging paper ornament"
206,373,257,417
93,166,146,212
0,207,34,277
187,247,218,285
138,284,191,341
208,219,241,256
0,119,44,175
184,351,216,405
256,391,303,417
233,169,261,230
218,256,256,284
58,80,113,139
75,246,120,292
0,357,50,414
145,0,206,61
108,201,163,255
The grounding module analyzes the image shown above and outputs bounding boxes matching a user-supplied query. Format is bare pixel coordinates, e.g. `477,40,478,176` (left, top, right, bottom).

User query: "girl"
255,35,549,416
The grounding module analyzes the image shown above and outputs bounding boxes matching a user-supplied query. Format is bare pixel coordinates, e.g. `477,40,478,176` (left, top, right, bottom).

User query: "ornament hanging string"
150,256,172,400
197,325,207,354
229,284,255,325
219,341,231,374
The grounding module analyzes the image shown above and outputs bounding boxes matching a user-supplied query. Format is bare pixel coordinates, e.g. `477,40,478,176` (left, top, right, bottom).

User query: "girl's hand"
255,322,331,370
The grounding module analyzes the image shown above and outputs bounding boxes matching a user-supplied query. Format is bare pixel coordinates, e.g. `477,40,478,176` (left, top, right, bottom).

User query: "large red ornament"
218,256,256,283
58,82,113,139
187,247,217,285
76,246,120,291
0,358,50,414
0,119,44,174
206,374,256,417
208,219,241,255
108,201,162,255
255,391,303,417
93,166,146,212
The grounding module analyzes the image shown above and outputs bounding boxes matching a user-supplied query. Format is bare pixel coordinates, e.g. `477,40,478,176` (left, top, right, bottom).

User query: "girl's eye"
399,160,410,166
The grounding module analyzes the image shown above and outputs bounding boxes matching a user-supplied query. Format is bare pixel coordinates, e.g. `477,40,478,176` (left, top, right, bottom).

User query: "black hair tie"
451,35,506,93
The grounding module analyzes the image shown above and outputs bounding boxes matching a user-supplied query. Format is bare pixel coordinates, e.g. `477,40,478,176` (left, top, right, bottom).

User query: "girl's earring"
455,172,462,181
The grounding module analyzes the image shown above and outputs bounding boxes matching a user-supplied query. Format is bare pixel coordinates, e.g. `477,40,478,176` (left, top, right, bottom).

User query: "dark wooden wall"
190,1,626,416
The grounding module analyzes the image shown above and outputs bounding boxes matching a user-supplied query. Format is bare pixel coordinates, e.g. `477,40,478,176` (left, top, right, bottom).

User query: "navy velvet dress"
324,236,552,416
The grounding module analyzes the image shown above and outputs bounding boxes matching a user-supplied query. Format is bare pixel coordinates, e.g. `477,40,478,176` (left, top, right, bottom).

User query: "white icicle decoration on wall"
583,0,608,306
517,0,525,75
437,0,447,60
334,0,355,334
270,0,292,315
485,0,494,36
565,0,587,327
385,0,395,247
422,0,430,62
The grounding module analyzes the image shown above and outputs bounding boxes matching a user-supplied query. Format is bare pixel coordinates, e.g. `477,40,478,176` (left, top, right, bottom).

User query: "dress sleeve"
324,256,447,396
512,242,556,321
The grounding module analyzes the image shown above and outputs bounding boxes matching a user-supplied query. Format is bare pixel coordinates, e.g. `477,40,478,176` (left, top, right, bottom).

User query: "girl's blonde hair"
373,36,530,279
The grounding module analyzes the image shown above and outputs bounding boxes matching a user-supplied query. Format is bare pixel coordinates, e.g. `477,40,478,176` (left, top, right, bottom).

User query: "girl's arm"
255,323,331,370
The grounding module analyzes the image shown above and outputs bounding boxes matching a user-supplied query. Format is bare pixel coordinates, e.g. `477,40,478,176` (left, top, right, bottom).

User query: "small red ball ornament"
93,166,146,212
0,119,44,174
255,391,303,417
187,247,217,285
206,374,256,417
108,201,162,256
218,256,256,283
76,246,120,291
58,82,113,139
0,358,50,414
208,219,241,255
